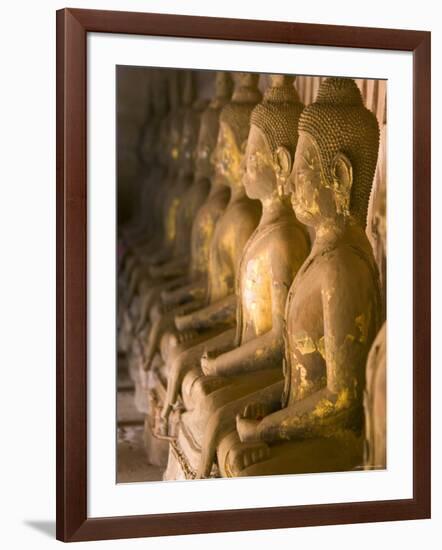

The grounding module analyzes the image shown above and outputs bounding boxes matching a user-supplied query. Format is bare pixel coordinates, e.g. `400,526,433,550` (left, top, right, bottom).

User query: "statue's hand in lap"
236,416,261,443
242,401,273,421
174,313,189,332
228,440,270,472
200,351,218,376
235,400,274,442
170,329,199,348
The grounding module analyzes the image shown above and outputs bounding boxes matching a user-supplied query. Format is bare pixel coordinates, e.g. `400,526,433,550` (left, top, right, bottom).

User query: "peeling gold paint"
166,198,180,243
317,336,326,359
295,334,317,355
322,288,333,304
215,123,243,184
313,398,334,418
242,256,272,336
336,388,351,410
355,313,369,343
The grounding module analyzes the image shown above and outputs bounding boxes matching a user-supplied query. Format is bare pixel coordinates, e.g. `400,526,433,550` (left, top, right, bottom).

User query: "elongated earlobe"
331,152,353,216
275,146,292,197
275,146,292,179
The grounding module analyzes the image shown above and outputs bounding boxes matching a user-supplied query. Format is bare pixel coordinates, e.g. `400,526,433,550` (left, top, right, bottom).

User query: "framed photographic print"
56,7,431,542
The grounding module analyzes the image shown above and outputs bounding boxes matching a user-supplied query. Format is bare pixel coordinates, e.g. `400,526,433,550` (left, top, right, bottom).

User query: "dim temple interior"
117,68,387,482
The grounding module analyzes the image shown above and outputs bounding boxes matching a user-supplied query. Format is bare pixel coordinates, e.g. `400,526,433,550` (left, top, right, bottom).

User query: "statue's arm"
146,244,174,266
127,236,157,259
210,328,283,376
143,300,205,368
242,261,368,443
174,294,237,331
149,258,188,279
211,253,291,376
161,278,207,307
253,386,334,442
240,380,285,417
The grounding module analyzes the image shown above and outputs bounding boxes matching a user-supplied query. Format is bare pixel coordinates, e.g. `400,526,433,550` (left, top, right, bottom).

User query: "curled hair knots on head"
219,72,263,148
198,72,234,150
251,74,304,157
299,77,380,225
212,71,234,106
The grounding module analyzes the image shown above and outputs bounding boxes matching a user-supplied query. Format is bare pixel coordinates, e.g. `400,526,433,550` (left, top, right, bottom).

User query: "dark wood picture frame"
56,7,431,542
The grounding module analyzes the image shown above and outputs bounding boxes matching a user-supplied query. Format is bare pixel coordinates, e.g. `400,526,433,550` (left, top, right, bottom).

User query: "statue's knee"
225,444,245,476
201,391,221,419
194,376,222,401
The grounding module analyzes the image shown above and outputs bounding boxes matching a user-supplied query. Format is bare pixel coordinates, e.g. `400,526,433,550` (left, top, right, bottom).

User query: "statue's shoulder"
207,188,230,212
228,198,261,225
320,242,378,296
281,219,309,245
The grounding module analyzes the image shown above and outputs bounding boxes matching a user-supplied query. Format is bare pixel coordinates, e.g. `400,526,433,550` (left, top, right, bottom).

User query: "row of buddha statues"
117,68,386,480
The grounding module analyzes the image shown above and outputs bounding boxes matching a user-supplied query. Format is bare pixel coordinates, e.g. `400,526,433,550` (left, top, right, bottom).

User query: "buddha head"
372,167,386,255
178,71,209,178
157,113,172,168
194,72,234,182
140,69,169,166
213,72,262,188
151,71,170,163
167,70,185,170
244,74,304,201
289,77,379,230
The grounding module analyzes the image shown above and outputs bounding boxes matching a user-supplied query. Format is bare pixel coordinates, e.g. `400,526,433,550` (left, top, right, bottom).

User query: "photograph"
54,6,431,541
1,0,437,546
116,68,387,482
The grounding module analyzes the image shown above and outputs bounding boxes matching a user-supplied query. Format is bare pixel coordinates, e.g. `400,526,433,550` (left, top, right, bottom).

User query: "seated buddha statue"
140,72,234,367
125,70,201,302
119,69,169,252
117,71,154,249
119,69,184,302
219,77,382,478
119,70,197,381
162,75,311,480
364,164,386,470
124,71,209,406
117,70,170,353
130,99,212,329
128,73,233,418
153,72,263,435
118,71,189,360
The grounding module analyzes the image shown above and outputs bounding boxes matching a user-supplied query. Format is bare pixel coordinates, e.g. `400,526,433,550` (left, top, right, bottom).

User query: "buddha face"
138,116,156,165
195,117,216,181
155,117,170,166
243,125,277,200
373,176,386,253
179,117,198,176
168,118,182,168
289,133,351,228
213,122,243,186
